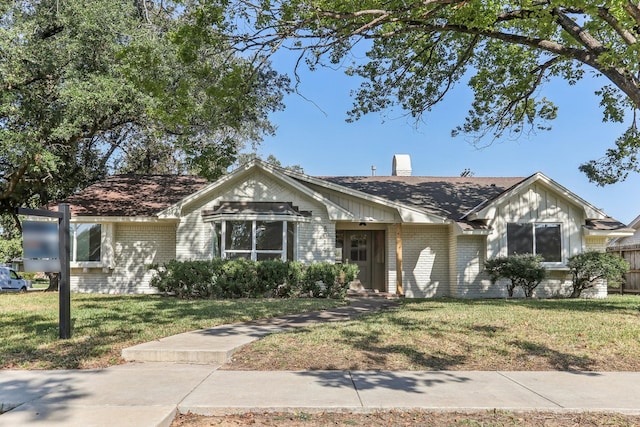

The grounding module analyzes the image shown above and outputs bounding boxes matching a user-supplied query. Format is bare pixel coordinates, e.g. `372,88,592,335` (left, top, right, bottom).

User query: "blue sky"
255,51,640,224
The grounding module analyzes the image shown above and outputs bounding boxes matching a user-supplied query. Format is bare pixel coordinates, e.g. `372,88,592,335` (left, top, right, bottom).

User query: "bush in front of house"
566,251,630,298
148,259,219,299
302,261,359,299
484,254,546,298
149,259,359,300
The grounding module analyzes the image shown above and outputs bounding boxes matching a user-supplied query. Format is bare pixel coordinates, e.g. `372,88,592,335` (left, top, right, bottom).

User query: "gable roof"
58,166,631,236
608,213,640,246
317,175,525,221
158,161,355,220
61,174,209,216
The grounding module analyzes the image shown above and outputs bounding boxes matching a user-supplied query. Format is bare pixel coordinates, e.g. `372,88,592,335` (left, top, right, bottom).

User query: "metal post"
58,203,71,339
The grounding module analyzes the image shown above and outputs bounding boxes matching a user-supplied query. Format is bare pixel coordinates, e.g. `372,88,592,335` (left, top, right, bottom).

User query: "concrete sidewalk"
121,297,400,364
1,298,640,426
2,367,640,426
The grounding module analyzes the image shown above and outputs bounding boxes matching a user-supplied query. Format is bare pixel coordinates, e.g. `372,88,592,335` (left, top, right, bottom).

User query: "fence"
607,244,640,294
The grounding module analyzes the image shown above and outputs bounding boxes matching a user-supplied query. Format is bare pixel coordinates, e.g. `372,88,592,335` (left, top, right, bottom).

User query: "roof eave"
466,172,608,220
159,160,355,221
69,216,179,223
583,227,636,237
285,171,448,224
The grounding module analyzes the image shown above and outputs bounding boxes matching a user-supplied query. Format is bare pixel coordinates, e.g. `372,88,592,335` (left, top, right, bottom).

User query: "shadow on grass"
508,340,596,371
450,296,640,314
1,294,345,369
334,322,469,370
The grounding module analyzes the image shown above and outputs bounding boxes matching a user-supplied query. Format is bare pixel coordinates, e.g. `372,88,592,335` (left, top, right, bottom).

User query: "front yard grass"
3,293,639,372
0,292,345,370
225,296,640,371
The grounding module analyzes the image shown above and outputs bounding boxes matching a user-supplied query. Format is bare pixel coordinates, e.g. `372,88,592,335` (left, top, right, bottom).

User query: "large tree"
0,0,289,223
233,0,640,184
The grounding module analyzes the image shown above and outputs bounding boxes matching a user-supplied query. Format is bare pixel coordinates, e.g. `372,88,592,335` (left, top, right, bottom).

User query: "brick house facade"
58,157,633,297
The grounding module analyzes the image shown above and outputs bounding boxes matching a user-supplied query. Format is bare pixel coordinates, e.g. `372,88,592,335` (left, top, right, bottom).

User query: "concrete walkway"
1,298,640,426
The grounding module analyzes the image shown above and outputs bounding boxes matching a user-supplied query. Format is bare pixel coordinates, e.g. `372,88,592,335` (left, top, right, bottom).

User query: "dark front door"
339,230,385,292
347,231,371,289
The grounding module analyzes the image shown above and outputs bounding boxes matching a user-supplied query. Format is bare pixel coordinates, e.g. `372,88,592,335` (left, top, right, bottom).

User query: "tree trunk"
44,272,59,292
568,286,582,298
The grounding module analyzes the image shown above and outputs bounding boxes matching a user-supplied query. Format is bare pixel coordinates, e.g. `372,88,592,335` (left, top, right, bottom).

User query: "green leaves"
0,0,289,212
566,251,630,297
579,125,640,185
484,254,546,298
245,0,640,183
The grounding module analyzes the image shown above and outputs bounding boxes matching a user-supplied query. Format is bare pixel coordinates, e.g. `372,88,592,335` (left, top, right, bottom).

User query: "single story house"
58,155,634,297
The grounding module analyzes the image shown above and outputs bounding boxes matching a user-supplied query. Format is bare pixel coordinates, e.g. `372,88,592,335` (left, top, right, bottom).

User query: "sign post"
59,204,71,339
18,204,71,339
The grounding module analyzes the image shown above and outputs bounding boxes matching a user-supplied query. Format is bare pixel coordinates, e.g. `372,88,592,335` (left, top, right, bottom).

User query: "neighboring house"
57,155,633,297
608,214,640,293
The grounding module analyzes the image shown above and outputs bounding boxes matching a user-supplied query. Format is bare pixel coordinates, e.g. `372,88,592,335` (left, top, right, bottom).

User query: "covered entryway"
336,230,385,292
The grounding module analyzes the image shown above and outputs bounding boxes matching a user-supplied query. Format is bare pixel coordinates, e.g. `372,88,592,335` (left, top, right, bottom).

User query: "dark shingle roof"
62,174,209,216
318,176,525,220
60,171,626,233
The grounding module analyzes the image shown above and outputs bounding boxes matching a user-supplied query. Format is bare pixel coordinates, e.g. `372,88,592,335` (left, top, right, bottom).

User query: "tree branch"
598,7,637,45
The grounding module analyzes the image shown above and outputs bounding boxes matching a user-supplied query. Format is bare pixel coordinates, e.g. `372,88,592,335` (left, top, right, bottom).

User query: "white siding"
304,182,398,222
477,182,584,298
486,183,584,261
456,180,615,298
177,170,335,263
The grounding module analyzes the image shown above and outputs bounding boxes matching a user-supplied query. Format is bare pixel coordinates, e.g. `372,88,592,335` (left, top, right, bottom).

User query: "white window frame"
215,220,294,261
70,223,102,265
507,222,563,264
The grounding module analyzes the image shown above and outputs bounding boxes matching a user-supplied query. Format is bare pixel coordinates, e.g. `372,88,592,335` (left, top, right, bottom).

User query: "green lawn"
0,292,345,370
225,296,640,372
4,293,639,372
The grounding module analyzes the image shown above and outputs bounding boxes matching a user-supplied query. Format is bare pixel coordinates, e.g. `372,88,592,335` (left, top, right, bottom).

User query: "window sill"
543,264,569,271
71,262,104,269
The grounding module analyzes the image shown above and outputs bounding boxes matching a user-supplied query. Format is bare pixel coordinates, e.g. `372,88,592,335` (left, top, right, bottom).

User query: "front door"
339,230,385,292
347,231,371,289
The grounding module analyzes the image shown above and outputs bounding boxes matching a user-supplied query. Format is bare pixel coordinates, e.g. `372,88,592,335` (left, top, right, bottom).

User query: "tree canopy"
0,0,289,221
233,0,640,184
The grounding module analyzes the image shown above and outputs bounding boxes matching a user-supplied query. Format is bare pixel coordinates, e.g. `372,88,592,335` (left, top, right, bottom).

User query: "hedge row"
149,259,359,299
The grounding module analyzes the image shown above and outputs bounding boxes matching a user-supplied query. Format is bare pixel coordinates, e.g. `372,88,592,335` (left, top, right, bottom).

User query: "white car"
0,267,32,292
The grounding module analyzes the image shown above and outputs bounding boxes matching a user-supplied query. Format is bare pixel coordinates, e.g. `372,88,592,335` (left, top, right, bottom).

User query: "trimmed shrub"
485,254,546,298
149,260,218,299
218,258,258,298
256,260,290,297
301,262,359,299
566,251,630,298
149,259,359,300
280,261,305,297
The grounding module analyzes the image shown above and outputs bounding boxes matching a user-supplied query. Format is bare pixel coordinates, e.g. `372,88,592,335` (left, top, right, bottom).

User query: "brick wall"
71,223,176,294
401,225,449,298
454,235,498,298
582,236,609,298
386,224,398,295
